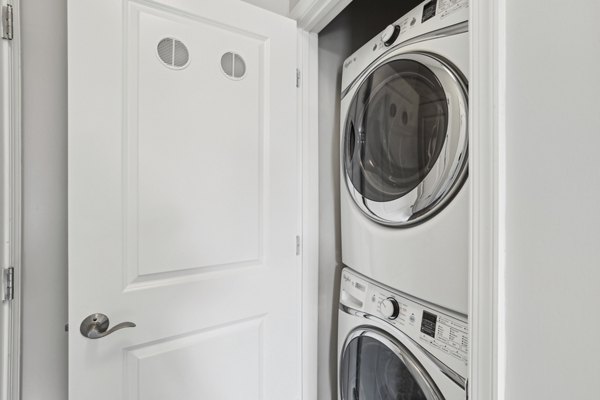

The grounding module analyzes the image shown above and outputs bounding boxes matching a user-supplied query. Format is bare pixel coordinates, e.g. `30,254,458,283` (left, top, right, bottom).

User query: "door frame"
0,1,21,400
291,0,352,32
296,27,320,400
468,1,506,399
292,2,354,397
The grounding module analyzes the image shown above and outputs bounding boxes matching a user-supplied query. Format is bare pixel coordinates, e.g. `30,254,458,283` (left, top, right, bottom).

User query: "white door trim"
0,1,21,399
297,28,319,400
291,0,352,33
469,0,506,399
292,3,349,398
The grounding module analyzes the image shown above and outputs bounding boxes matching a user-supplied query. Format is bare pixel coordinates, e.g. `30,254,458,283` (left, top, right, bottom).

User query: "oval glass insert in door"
343,53,468,226
340,330,443,400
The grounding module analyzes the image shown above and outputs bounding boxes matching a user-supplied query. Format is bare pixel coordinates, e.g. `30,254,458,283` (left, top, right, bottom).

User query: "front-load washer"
340,0,469,313
338,268,468,400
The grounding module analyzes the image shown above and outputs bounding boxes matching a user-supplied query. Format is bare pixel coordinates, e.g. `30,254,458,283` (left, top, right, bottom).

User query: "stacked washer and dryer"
337,0,470,399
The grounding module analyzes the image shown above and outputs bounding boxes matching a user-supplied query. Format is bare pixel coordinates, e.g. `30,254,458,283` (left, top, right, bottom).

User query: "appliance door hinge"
4,267,14,301
296,235,301,255
1,4,13,40
296,68,301,88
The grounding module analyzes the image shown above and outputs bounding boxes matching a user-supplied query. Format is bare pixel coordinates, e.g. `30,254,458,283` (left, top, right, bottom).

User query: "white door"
68,1,300,399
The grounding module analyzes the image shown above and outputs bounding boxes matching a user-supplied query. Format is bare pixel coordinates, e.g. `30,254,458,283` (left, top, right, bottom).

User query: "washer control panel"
340,268,468,378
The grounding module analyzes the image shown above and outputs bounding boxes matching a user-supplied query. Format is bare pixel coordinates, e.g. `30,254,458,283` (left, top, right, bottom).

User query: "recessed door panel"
126,5,266,282
125,317,263,400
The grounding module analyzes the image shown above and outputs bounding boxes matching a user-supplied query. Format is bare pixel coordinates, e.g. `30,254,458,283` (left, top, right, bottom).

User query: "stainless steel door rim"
343,52,468,227
340,327,444,400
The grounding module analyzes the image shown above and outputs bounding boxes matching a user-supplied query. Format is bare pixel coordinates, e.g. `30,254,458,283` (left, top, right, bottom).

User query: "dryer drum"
343,52,468,227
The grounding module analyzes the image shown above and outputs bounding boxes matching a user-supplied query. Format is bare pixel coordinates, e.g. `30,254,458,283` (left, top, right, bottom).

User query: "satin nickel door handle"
80,313,136,339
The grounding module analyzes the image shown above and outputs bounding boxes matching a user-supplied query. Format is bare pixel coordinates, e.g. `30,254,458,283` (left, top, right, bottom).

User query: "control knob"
381,25,401,47
380,297,400,320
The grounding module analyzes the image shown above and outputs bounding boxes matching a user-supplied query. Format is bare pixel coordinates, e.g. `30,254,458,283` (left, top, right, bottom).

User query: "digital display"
420,311,438,338
422,0,437,23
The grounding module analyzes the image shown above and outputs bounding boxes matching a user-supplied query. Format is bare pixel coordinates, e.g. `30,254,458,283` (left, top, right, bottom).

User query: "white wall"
20,0,68,399
503,1,600,398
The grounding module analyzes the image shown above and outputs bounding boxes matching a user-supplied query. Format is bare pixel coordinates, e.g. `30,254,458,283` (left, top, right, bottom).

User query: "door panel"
125,317,263,400
128,3,265,282
68,0,299,398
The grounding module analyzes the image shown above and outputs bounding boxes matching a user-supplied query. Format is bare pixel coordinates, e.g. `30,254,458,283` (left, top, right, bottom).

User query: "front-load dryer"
340,0,469,313
338,268,468,400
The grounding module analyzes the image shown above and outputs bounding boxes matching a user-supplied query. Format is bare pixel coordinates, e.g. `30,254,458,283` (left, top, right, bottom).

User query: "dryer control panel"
341,0,469,93
340,268,468,378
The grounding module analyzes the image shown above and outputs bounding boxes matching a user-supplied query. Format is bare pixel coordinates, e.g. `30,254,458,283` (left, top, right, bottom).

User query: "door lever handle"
80,313,136,339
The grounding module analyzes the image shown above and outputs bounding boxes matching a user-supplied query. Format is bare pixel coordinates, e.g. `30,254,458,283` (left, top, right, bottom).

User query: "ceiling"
241,0,293,16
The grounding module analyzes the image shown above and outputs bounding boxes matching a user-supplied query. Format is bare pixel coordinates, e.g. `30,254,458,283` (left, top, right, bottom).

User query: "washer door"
340,329,443,400
343,53,468,226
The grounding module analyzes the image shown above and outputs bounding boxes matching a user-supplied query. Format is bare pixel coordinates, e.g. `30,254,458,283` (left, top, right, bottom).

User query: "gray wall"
20,0,69,399
503,0,600,398
317,2,421,399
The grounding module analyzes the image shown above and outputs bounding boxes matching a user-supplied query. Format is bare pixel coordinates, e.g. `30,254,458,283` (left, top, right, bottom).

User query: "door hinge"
1,4,13,40
295,235,301,255
4,267,14,301
296,68,301,88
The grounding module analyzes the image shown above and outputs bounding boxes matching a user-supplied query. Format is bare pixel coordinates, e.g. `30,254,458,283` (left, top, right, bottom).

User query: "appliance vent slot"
157,38,190,69
220,52,246,80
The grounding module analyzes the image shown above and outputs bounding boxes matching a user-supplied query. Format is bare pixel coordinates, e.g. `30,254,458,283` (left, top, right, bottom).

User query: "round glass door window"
340,330,442,400
343,53,468,226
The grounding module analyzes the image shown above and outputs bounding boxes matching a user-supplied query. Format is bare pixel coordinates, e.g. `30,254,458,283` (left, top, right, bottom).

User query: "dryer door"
343,53,468,226
340,329,443,400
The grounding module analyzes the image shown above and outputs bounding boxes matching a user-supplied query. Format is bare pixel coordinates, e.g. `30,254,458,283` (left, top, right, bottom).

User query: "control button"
381,25,401,47
380,297,400,320
409,314,416,323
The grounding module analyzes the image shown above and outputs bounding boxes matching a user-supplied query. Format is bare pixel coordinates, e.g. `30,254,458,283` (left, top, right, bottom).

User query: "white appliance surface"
340,0,469,314
338,268,467,399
